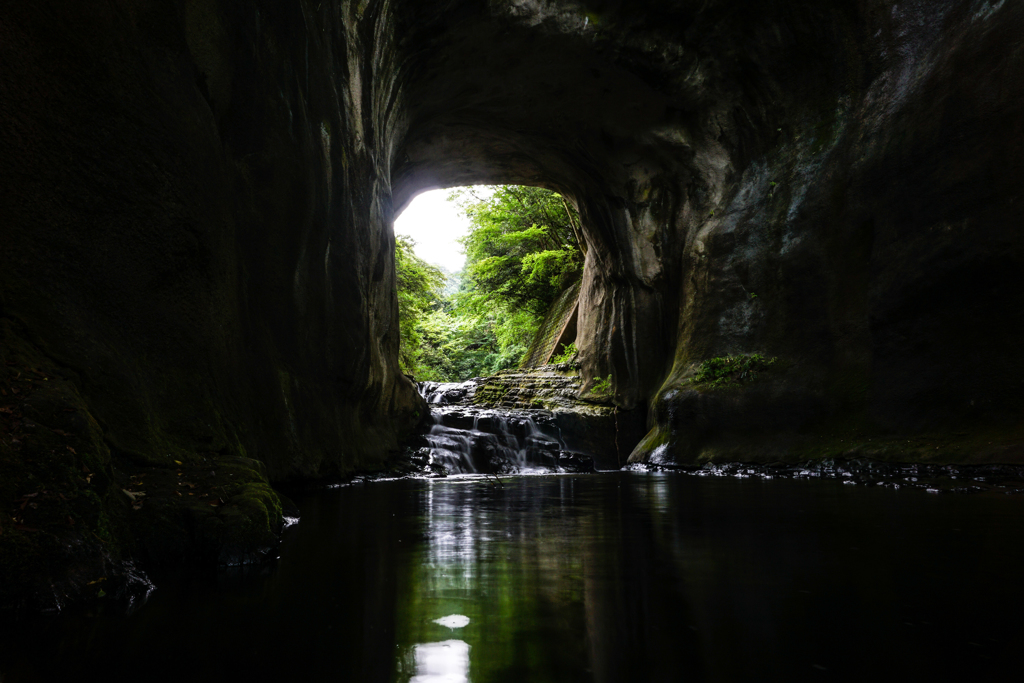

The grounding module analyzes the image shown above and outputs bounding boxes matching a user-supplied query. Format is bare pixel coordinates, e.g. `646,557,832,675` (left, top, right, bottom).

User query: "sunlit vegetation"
396,186,582,381
550,342,578,365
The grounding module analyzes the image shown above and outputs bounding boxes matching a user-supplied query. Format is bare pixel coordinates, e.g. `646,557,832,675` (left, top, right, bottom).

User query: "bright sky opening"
393,189,469,273
394,187,492,273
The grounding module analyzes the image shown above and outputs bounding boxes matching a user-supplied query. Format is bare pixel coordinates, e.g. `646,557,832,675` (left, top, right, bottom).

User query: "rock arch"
2,0,1023,480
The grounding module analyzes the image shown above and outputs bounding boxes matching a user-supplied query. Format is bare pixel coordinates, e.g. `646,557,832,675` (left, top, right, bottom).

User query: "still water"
3,472,1023,681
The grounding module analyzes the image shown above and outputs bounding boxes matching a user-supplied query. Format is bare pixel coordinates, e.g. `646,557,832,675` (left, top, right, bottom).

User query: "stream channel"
2,393,1023,681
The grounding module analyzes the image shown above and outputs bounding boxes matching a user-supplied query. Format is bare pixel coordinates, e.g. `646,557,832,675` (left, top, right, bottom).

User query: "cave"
2,0,1024,677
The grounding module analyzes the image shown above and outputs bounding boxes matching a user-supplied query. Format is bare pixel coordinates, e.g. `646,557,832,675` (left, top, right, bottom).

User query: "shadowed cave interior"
1,0,1023,613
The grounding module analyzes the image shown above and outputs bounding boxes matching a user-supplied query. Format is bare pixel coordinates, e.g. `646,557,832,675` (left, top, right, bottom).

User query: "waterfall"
424,412,477,474
414,380,592,477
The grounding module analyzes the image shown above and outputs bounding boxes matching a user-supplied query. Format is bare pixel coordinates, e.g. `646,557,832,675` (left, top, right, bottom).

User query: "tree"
454,185,583,317
394,235,445,376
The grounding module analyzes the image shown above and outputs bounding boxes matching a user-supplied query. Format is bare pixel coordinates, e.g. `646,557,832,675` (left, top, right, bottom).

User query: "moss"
212,481,284,565
628,426,672,463
227,479,281,519
473,382,509,406
670,419,1024,468
127,456,287,567
691,354,777,390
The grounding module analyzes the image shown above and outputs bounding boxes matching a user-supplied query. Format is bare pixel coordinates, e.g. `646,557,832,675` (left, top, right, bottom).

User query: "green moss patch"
691,354,777,389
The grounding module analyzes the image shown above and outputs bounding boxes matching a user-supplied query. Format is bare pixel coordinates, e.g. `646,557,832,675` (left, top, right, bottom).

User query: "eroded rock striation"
2,0,1023,603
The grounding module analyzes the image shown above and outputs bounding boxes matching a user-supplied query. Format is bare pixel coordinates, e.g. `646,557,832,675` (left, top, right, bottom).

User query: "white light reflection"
433,614,470,629
424,482,480,589
409,640,470,683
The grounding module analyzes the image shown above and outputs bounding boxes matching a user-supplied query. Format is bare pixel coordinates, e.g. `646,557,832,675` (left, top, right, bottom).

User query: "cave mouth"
394,184,584,384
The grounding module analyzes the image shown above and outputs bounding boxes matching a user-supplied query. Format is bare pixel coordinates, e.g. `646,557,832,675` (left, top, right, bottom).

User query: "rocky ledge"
416,364,647,472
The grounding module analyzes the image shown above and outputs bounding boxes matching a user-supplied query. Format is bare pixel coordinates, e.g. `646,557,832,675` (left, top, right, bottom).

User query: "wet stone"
557,452,596,473
632,459,1024,494
406,378,603,476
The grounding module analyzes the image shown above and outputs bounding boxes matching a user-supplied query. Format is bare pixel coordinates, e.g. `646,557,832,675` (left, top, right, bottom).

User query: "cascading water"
415,381,595,476
424,412,478,474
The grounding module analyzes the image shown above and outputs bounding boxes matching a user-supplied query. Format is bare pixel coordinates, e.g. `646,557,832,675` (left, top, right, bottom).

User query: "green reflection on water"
3,472,1023,682
394,477,592,682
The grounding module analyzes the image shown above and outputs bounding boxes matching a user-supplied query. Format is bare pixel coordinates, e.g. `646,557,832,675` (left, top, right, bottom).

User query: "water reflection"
433,615,470,629
406,640,470,683
1,473,1023,682
393,474,1024,682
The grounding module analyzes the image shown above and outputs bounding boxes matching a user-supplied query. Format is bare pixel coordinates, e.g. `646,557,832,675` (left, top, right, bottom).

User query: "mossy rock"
2,318,290,607
218,482,283,565
690,354,778,390
0,319,137,609
130,459,284,567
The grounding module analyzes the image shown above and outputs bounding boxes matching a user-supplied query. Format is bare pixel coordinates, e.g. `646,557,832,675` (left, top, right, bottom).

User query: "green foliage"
591,375,612,394
412,303,537,381
692,354,777,389
394,236,445,376
395,186,583,381
551,342,578,365
453,185,583,317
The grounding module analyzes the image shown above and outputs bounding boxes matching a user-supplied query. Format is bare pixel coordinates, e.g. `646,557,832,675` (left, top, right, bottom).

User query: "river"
2,472,1022,681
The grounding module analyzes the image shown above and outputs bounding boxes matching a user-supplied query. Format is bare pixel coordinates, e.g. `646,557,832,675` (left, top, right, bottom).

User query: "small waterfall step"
409,377,599,476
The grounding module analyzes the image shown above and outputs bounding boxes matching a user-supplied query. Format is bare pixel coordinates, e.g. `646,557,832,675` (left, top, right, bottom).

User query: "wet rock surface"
415,367,645,472
634,459,1024,495
406,403,598,477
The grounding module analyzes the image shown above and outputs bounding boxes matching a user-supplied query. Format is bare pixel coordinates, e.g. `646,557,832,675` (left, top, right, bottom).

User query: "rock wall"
1,0,424,481
616,0,1024,464
1,0,425,604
